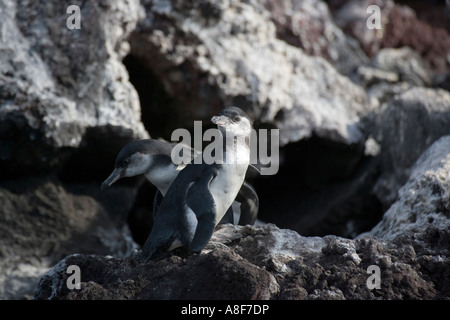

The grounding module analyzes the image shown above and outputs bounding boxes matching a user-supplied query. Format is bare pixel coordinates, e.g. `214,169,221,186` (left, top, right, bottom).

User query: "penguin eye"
122,159,130,167
233,116,241,122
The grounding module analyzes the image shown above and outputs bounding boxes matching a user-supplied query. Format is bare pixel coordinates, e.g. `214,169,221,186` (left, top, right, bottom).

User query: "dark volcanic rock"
0,177,137,299
380,2,450,74
35,246,278,300
34,221,447,300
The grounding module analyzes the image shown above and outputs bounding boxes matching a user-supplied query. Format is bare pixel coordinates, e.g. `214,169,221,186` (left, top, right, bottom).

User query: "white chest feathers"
209,162,249,225
211,143,250,223
145,164,181,196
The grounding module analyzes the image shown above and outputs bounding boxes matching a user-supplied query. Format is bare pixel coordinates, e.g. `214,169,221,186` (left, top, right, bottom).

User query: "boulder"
0,177,138,299
333,0,450,74
0,0,148,180
260,0,369,75
34,221,448,299
0,0,148,299
367,135,450,240
362,135,450,297
34,246,278,300
371,88,450,208
129,0,371,146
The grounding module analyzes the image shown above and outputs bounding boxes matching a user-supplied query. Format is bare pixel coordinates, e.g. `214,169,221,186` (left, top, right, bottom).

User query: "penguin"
101,138,259,225
142,106,254,260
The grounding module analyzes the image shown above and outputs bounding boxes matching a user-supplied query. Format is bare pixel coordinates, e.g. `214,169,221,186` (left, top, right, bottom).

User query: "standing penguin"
142,106,254,260
101,139,259,225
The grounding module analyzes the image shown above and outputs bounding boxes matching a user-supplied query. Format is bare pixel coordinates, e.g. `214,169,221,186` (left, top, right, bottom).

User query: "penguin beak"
211,115,229,127
101,167,125,190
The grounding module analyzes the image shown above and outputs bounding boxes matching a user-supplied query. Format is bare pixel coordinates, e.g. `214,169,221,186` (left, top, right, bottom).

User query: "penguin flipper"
143,163,217,260
235,181,259,225
185,167,218,252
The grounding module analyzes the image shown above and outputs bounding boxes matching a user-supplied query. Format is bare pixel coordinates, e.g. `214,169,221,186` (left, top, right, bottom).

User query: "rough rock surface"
260,0,369,75
367,135,450,240
333,0,450,74
356,47,433,87
2,0,450,301
34,219,448,299
371,88,450,208
130,0,371,146
0,0,148,179
0,0,147,299
0,178,138,299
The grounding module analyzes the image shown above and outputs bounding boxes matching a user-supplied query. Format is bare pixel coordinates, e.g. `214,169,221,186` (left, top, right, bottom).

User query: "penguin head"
101,140,169,190
211,106,253,137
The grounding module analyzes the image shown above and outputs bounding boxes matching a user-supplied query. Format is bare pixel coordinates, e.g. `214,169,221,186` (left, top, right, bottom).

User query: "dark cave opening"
122,54,186,141
252,135,383,238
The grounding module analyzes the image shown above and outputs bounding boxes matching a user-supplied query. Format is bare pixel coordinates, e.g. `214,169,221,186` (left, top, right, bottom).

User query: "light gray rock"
259,0,369,75
0,0,148,177
370,47,432,86
355,47,433,88
366,82,414,107
367,135,450,240
356,65,399,86
130,0,371,146
371,87,450,207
